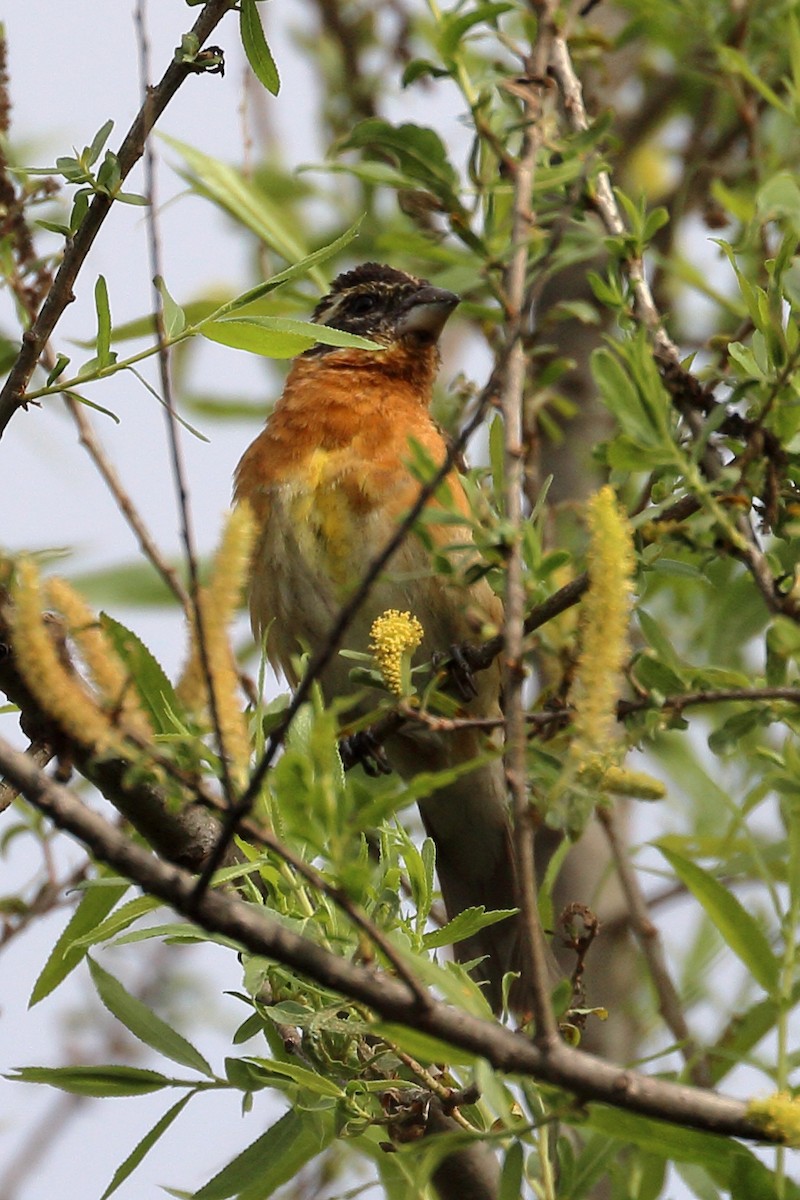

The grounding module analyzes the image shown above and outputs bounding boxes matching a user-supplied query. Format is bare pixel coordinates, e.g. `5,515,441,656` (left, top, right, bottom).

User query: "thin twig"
598,807,713,1088
548,36,679,367
64,394,191,612
0,734,780,1144
500,3,560,1044
0,92,191,615
135,0,236,808
0,0,236,439
0,858,88,951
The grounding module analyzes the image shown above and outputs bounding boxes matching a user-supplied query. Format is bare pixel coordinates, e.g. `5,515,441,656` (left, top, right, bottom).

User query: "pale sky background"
0,3,794,1199
0,5,336,1197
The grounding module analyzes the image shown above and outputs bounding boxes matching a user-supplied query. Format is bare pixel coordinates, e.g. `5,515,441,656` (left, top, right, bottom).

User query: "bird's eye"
347,293,376,317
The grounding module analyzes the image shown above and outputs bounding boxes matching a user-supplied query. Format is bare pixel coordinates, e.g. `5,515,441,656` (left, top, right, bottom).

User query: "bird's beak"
396,286,460,340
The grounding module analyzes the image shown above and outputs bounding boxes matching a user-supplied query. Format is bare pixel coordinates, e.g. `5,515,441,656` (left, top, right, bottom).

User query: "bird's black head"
311,262,459,349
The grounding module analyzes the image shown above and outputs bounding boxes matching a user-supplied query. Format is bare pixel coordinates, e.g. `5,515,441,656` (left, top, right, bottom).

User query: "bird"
234,262,528,1012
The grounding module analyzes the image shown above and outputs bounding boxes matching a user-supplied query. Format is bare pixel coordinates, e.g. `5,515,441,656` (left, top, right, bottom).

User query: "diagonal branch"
0,733,781,1146
500,2,561,1042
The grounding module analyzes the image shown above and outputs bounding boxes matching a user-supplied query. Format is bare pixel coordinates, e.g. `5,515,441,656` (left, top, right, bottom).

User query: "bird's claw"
339,730,393,777
446,643,478,701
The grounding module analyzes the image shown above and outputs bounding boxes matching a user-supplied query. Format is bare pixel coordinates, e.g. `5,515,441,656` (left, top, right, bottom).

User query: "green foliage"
5,1,800,1198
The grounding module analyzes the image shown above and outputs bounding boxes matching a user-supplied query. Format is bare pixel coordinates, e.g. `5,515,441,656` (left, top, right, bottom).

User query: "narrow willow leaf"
8,1065,173,1097
374,1022,481,1066
217,216,364,314
194,1109,334,1200
658,845,779,993
238,1057,344,1099
87,119,115,166
201,315,379,359
87,957,213,1076
29,878,128,1006
73,560,177,608
423,906,516,949
587,1104,748,1173
64,388,121,423
94,275,114,367
499,1141,523,1200
98,613,182,734
160,135,314,281
100,1093,193,1200
155,275,187,339
70,894,162,949
240,0,280,95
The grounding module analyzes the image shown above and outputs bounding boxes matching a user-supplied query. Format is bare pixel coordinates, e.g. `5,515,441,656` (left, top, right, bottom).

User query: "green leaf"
718,47,790,116
340,120,459,205
237,1057,344,1099
160,135,320,284
94,275,115,369
423,905,516,949
70,894,163,949
98,613,182,733
587,1104,747,1174
239,0,280,95
100,1093,193,1200
87,119,115,166
708,983,800,1085
438,3,514,61
87,957,213,1076
194,1109,334,1200
658,845,779,993
201,315,380,359
209,217,365,320
29,878,128,1005
63,388,121,423
8,1065,173,1097
499,1141,524,1200
46,353,71,386
374,1022,481,1066
155,276,187,339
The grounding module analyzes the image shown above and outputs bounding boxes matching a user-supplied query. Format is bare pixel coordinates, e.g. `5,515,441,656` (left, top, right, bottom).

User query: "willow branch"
0,735,781,1145
135,0,236,810
500,2,561,1043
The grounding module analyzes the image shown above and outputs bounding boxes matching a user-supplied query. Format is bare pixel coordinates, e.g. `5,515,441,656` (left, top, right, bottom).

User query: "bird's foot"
339,729,393,777
444,643,479,701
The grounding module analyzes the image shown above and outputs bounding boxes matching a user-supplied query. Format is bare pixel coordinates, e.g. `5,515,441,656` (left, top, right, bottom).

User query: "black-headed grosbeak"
235,263,522,1010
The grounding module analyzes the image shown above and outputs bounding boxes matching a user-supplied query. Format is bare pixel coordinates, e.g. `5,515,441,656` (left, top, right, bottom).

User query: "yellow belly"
288,449,364,595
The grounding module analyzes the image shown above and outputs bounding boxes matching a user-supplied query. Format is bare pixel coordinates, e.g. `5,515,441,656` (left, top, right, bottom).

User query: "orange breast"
234,346,494,689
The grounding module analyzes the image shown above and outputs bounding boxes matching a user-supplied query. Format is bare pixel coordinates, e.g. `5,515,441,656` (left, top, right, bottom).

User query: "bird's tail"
410,748,545,1013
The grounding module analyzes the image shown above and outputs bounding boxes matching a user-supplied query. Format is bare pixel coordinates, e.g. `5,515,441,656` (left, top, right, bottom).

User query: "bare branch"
65,394,191,612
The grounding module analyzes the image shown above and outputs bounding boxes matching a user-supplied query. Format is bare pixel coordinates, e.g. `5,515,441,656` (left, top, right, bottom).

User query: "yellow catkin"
45,577,152,741
369,609,424,697
177,506,256,788
601,765,666,800
571,486,635,767
747,1092,800,1147
12,560,121,753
